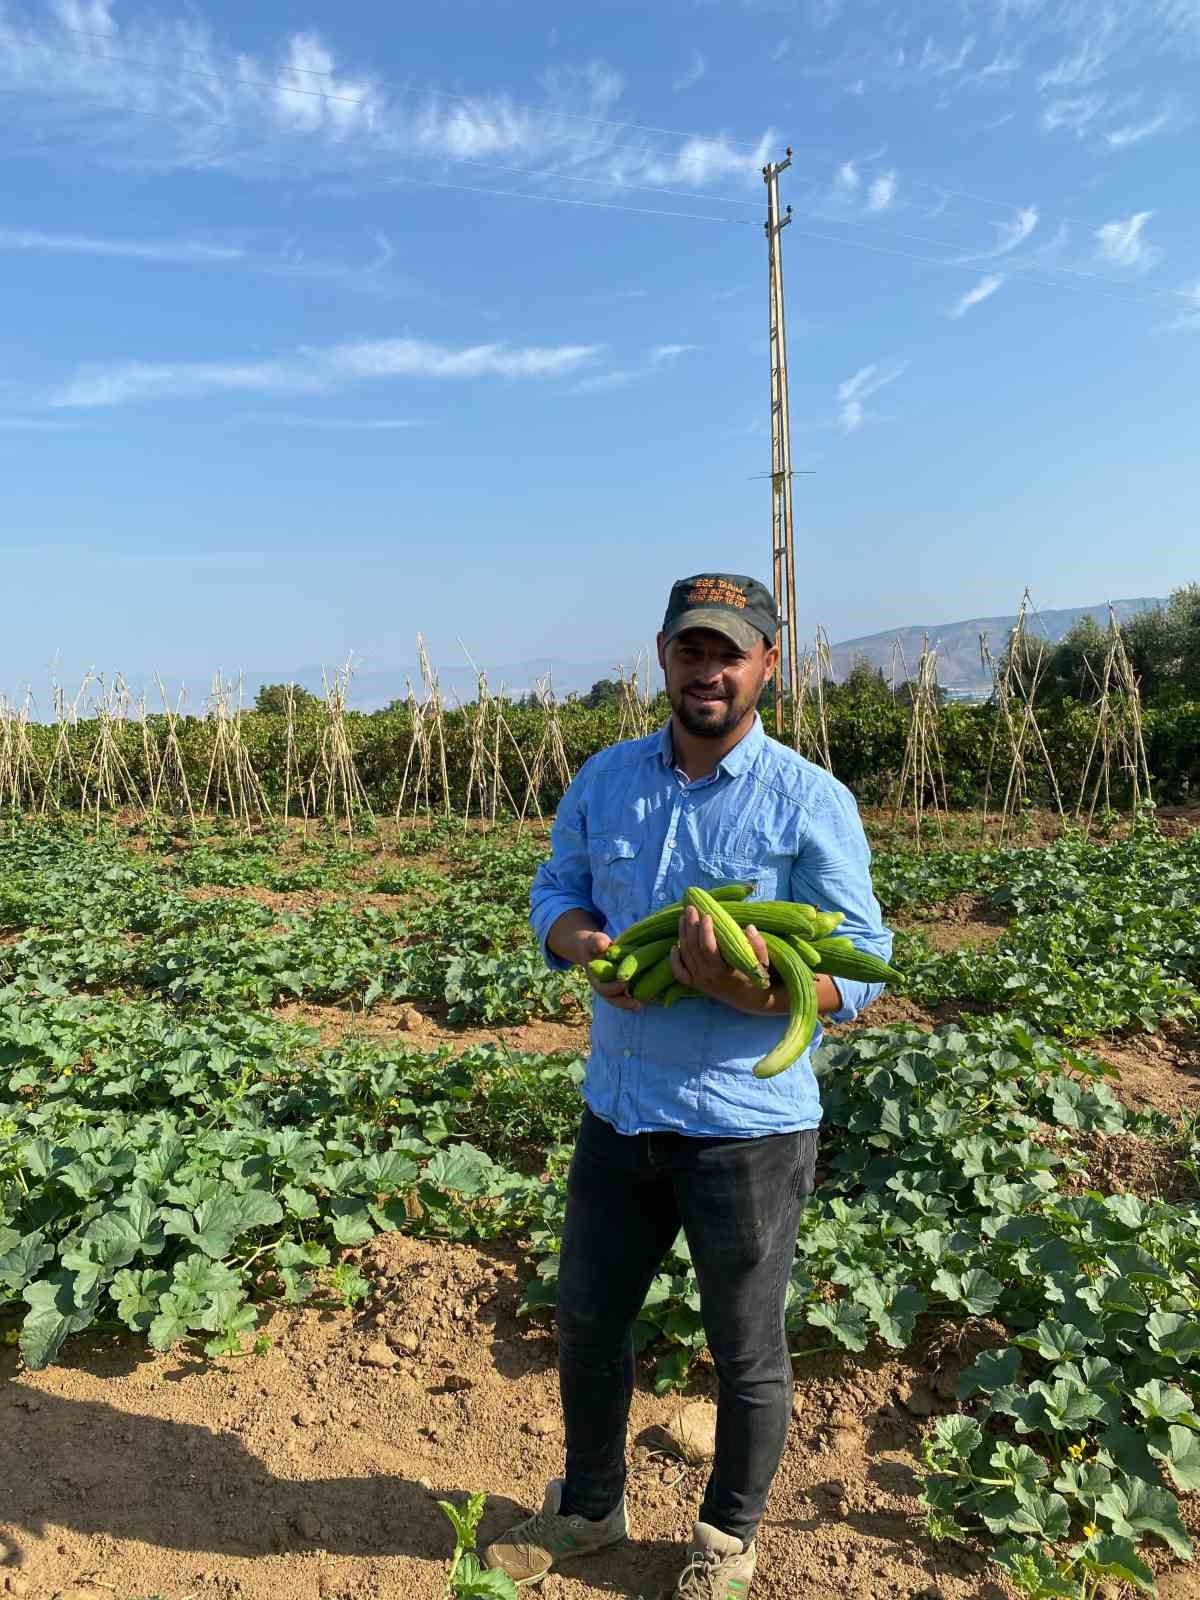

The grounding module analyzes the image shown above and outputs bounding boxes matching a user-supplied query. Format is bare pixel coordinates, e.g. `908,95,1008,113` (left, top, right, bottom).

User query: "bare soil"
1084,1022,1200,1119
0,1233,1021,1600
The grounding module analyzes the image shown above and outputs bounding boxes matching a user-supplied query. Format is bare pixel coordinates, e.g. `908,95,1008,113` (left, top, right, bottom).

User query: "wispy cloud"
834,160,861,194
958,205,1038,262
836,361,907,433
949,273,1005,319
0,227,244,264
1094,211,1162,272
49,336,601,409
574,343,699,394
977,50,1022,78
1160,280,1200,334
0,416,92,430
0,11,768,196
867,170,897,211
673,50,706,91
919,35,975,74
771,39,792,63
573,370,638,395
248,415,424,430
1039,20,1114,88
1105,110,1172,147
1041,94,1107,133
636,132,774,188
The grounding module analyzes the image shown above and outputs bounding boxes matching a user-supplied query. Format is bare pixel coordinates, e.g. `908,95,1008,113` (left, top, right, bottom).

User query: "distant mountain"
826,598,1165,695
53,598,1165,713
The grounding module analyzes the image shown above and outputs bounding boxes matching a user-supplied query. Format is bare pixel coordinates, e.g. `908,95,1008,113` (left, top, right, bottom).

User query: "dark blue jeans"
556,1108,818,1546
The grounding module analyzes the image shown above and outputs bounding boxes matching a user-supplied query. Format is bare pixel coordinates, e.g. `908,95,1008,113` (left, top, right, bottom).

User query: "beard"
671,685,756,738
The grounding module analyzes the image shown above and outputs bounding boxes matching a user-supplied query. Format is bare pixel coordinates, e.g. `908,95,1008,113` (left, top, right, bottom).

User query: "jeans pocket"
791,1128,819,1203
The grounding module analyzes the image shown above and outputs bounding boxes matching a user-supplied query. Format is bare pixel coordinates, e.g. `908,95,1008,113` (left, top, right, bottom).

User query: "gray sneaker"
483,1478,627,1587
673,1520,757,1598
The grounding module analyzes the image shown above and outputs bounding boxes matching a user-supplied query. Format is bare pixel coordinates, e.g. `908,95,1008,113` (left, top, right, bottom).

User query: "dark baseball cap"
661,573,778,652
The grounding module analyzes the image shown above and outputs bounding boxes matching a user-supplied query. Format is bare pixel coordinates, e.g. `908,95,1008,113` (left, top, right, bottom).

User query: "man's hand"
669,906,782,1017
546,910,642,1011
579,928,643,1012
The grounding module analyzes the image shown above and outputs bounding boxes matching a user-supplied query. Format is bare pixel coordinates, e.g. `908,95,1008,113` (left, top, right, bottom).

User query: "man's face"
657,627,777,739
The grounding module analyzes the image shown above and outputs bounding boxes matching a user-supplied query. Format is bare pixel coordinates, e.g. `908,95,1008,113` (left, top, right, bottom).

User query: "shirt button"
656,892,667,901
623,1049,631,1059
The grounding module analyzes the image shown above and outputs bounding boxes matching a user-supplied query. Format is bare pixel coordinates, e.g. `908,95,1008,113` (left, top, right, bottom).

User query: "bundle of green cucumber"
588,882,901,1079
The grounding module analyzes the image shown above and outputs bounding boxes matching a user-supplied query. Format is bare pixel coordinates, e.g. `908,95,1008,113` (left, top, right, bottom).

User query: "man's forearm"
726,973,843,1016
546,907,604,967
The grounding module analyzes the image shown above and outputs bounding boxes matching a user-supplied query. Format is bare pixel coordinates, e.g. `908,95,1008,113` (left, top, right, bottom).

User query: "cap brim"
662,608,765,652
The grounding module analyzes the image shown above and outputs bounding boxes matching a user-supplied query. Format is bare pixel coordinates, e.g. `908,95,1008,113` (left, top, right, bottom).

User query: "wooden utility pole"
764,148,798,739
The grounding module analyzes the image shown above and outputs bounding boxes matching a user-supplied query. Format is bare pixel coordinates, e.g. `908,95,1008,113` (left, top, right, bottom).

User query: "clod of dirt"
292,1510,322,1541
899,1381,936,1417
526,1411,561,1439
360,1340,399,1369
391,1329,422,1355
293,1406,319,1427
662,1400,718,1465
5,1577,30,1598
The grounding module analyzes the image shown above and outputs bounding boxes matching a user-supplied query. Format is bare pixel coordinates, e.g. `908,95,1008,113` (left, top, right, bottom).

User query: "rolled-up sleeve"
530,759,599,971
790,780,893,1023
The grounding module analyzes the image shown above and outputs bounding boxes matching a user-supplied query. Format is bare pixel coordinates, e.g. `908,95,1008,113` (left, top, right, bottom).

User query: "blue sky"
1,0,1196,701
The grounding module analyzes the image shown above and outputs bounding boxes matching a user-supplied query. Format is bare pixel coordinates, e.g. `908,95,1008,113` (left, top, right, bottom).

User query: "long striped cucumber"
720,901,821,940
787,934,823,969
810,938,901,985
615,938,677,983
661,981,702,1007
630,954,678,1002
608,883,754,958
684,887,769,988
753,932,819,1080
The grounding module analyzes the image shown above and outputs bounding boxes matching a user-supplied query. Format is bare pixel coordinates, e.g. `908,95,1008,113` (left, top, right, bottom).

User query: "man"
485,573,892,1597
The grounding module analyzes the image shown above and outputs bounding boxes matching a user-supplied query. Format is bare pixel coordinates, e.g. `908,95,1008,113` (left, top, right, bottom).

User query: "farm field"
1,811,1199,1600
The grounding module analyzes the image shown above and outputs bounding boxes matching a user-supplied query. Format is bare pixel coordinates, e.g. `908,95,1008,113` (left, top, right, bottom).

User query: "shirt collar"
654,713,764,779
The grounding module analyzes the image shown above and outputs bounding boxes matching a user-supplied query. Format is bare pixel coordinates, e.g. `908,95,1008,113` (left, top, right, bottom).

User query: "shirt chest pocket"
695,854,783,904
589,835,644,931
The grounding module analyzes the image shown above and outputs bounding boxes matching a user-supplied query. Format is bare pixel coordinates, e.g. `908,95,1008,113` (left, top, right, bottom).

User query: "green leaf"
1148,1425,1200,1493
989,1442,1049,1497
280,1185,320,1220
932,1267,1003,1315
1053,1457,1112,1506
1015,1321,1091,1363
1130,1379,1198,1427
162,1189,283,1258
957,1345,1021,1399
1076,1534,1156,1593
329,1199,377,1247
1096,1475,1194,1561
805,1300,868,1353
1006,1489,1071,1541
1146,1311,1200,1365
0,1230,53,1294
1029,1378,1106,1433
930,1415,983,1460
20,1272,101,1369
110,1268,171,1332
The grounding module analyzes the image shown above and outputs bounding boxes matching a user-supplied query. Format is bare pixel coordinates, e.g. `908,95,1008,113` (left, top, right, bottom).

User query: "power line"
0,22,771,152
0,81,756,224
8,16,1167,237
0,68,1188,307
1,19,1178,244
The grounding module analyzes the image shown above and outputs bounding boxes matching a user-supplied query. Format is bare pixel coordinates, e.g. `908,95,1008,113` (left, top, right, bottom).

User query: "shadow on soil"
0,1387,683,1598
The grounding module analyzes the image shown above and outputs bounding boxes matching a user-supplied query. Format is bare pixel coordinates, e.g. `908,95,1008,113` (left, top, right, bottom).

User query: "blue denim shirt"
530,715,892,1137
